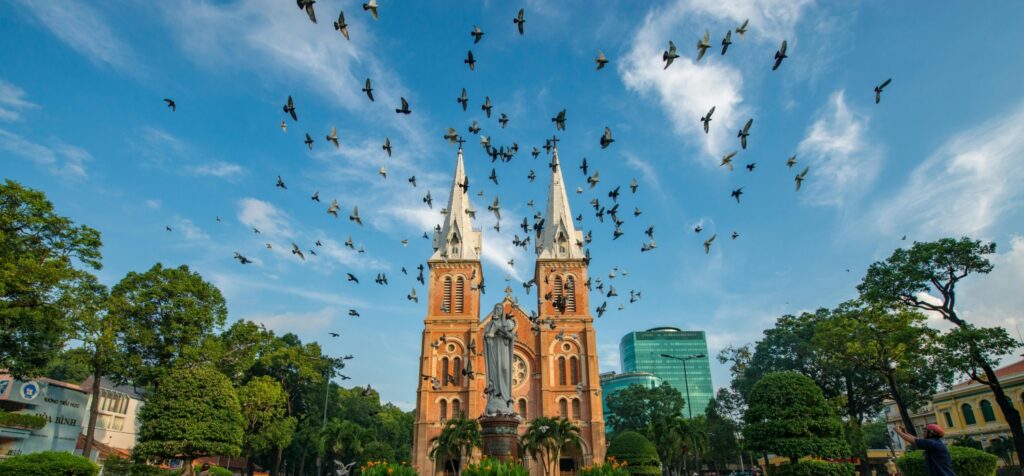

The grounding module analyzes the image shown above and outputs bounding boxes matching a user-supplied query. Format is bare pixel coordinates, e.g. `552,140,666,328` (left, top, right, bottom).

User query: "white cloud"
237,198,294,239
956,235,1024,332
623,152,664,198
0,79,37,122
677,0,814,42
14,0,139,73
243,306,339,335
144,199,162,209
796,90,879,206
175,218,210,242
868,100,1024,238
188,161,245,179
0,129,90,179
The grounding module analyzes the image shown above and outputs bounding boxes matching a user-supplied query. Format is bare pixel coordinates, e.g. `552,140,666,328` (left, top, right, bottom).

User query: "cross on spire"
550,135,560,149
455,136,466,148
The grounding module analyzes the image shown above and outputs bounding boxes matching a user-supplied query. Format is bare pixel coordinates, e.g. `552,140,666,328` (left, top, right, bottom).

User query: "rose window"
512,354,528,388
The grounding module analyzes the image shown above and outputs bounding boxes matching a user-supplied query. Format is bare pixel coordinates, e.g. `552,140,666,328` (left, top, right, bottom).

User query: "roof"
80,376,145,399
537,148,584,260
953,358,1024,389
430,147,481,262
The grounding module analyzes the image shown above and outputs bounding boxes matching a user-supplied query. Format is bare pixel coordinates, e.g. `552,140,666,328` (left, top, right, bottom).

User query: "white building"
78,376,143,461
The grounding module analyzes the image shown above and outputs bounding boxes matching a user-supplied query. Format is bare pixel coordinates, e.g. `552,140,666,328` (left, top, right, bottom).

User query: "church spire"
431,147,481,262
538,144,584,260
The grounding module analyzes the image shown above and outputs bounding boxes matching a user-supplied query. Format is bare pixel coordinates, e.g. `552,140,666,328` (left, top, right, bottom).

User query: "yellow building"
885,358,1024,454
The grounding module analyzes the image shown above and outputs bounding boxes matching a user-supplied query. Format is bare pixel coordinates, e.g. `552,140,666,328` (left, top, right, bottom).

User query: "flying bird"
468,121,481,134
720,151,737,171
395,97,411,114
471,25,484,43
349,206,362,225
746,162,756,172
488,196,501,221
600,127,614,149
663,40,679,69
304,133,314,150
163,98,176,111
346,273,359,283
696,29,711,61
233,252,252,264
587,170,600,189
738,118,753,149
700,106,715,134
362,78,374,101
329,332,340,338
382,137,392,157
280,120,287,132
795,166,809,191
444,128,459,143
482,96,493,118
327,199,340,217
731,231,739,240
694,224,703,233
874,78,892,104
362,0,378,20
283,95,298,121
513,8,525,35
736,19,749,37
276,176,287,189
407,288,418,302
379,165,387,179
721,30,732,55
731,187,743,203
348,309,360,317
458,88,468,111
786,155,797,168
595,50,608,70
499,113,509,128
630,178,638,193
333,10,350,39
297,0,317,23
312,191,320,201
704,234,717,254
552,109,566,131
291,242,305,260
772,40,788,71
465,50,476,71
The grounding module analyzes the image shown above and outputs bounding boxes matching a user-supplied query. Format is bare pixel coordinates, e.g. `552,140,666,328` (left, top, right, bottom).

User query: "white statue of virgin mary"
483,303,516,415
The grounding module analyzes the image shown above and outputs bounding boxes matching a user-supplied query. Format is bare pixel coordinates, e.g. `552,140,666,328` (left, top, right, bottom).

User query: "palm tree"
430,415,482,476
521,417,583,476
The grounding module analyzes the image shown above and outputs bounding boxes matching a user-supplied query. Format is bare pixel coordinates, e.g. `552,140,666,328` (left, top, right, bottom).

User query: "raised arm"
893,426,918,445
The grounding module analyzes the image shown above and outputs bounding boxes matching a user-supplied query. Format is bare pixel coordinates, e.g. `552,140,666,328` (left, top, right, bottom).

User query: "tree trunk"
82,363,103,460
978,361,1024,466
297,447,307,476
272,446,283,476
183,457,196,476
882,371,917,438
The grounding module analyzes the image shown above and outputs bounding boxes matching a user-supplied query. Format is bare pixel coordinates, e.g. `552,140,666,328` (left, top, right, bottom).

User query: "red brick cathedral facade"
411,147,606,476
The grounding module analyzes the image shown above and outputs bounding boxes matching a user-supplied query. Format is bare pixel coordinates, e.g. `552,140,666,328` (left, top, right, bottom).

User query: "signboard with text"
0,377,88,457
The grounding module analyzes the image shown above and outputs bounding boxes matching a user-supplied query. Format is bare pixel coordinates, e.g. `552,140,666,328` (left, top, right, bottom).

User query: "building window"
558,356,567,386
565,276,576,312
570,356,580,385
440,400,448,421
518,398,527,419
572,399,581,420
442,277,452,313
980,400,997,422
455,277,465,313
452,357,462,387
559,399,568,419
944,411,954,428
452,399,461,418
962,403,977,425
554,276,563,302
441,357,450,386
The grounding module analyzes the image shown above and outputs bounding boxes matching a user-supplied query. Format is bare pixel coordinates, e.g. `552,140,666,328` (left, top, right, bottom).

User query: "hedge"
0,411,48,430
461,458,529,476
362,461,418,476
101,459,232,476
580,461,630,476
897,445,998,476
770,460,855,476
0,451,99,476
606,432,661,476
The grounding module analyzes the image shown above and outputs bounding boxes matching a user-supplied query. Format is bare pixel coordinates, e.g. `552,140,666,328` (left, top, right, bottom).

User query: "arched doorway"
559,442,584,476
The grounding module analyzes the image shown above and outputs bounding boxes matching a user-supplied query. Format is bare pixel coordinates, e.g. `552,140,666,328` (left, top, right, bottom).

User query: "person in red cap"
893,424,955,475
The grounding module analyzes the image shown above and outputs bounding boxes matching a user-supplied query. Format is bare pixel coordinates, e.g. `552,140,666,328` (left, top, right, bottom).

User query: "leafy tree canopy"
605,382,684,436
743,371,849,461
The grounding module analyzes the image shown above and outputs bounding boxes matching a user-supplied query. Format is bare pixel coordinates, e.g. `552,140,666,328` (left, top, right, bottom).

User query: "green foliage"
1,179,103,378
769,460,855,476
361,461,418,476
0,450,99,475
43,347,94,383
743,371,849,461
0,410,47,429
462,458,529,476
520,417,584,476
580,462,629,476
986,437,1015,464
606,431,661,476
604,382,685,436
951,435,984,450
110,263,228,388
135,366,244,462
99,458,170,476
861,419,891,449
704,397,741,468
648,414,707,473
238,376,295,455
938,324,1021,384
428,415,481,471
897,445,998,476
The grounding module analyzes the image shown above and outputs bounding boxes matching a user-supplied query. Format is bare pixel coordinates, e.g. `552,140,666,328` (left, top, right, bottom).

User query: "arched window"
518,398,527,419
452,357,462,387
962,403,977,425
570,356,580,385
558,356,567,386
559,399,568,419
553,275,563,301
980,400,997,422
452,399,461,418
572,398,581,420
440,400,448,421
565,276,576,312
441,357,450,386
454,277,465,313
442,277,452,313
944,411,955,428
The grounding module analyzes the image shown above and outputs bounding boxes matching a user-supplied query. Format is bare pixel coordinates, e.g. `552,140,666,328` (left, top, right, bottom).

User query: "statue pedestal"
479,415,521,462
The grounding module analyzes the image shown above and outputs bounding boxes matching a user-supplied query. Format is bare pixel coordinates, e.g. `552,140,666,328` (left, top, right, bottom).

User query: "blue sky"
3,0,1024,410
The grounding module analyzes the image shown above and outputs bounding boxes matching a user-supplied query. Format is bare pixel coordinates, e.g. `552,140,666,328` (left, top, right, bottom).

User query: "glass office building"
598,371,663,426
619,327,713,417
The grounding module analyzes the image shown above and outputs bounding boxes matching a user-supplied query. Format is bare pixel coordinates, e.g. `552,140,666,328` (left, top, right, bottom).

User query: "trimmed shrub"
580,461,630,476
606,431,661,476
897,445,998,476
0,411,47,430
100,458,171,476
462,458,529,476
362,461,418,476
0,451,99,475
770,460,855,476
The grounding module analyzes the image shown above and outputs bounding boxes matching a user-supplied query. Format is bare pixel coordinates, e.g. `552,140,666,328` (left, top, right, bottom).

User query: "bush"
462,458,529,476
0,451,99,475
897,445,998,476
606,431,661,476
580,461,630,476
361,461,418,476
100,458,171,476
0,411,48,430
770,460,855,476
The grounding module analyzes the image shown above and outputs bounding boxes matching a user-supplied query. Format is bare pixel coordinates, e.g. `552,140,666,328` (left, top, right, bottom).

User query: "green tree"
238,376,296,476
43,347,93,383
861,419,891,450
110,263,227,389
1,179,102,378
743,371,849,463
429,415,481,476
605,431,661,476
135,366,244,476
520,417,583,476
858,237,1024,465
704,398,740,472
604,382,685,437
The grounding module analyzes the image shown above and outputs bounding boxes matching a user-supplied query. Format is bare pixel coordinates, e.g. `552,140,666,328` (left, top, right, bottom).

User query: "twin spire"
431,144,583,263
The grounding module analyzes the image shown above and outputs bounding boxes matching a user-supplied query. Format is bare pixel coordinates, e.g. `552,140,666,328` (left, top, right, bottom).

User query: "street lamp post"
659,353,705,419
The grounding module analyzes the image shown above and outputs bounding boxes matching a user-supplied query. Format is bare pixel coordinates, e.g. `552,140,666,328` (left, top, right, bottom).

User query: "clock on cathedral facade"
410,146,606,476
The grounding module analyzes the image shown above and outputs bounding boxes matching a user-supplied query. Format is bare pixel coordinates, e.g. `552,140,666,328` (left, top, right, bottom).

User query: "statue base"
479,414,521,462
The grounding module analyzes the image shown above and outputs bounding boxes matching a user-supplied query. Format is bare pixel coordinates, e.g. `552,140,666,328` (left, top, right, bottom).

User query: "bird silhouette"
362,78,374,101
795,166,810,191
701,106,715,133
731,187,743,203
362,0,378,20
465,50,476,71
395,97,411,114
163,98,176,111
696,29,711,61
458,88,468,111
600,127,614,148
297,0,316,23
333,10,349,40
471,25,484,43
772,40,788,71
382,137,392,157
283,95,297,121
738,118,753,149
704,234,717,254
721,30,732,55
595,50,609,70
663,40,679,69
349,207,363,225
736,19,749,37
513,8,525,35
875,78,892,104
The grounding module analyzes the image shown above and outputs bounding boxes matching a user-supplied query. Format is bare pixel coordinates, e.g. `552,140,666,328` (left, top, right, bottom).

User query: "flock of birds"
156,4,897,336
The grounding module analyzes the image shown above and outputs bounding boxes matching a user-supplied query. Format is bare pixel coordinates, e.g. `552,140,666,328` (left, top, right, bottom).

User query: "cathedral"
411,146,606,476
